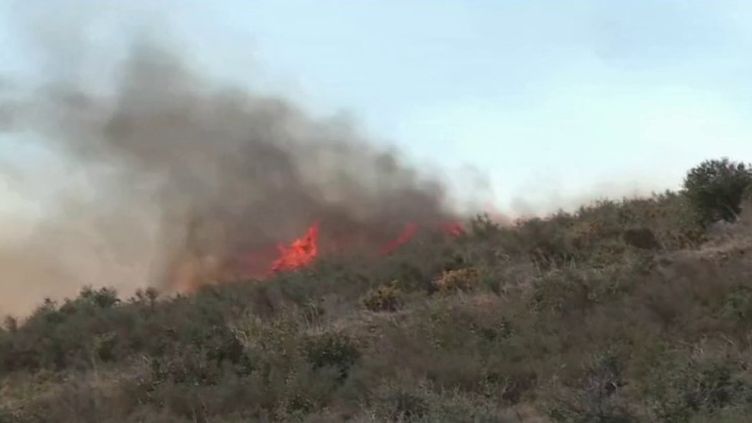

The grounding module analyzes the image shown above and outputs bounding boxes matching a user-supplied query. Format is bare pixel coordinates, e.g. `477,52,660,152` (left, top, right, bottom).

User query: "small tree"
683,158,752,225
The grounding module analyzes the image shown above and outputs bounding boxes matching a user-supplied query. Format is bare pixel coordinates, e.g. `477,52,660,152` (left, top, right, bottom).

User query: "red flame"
241,219,464,279
270,222,320,273
381,223,420,255
441,221,466,238
171,218,468,291
380,221,464,256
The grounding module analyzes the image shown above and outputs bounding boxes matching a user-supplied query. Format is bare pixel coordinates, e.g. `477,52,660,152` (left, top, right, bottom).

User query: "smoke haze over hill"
0,37,473,315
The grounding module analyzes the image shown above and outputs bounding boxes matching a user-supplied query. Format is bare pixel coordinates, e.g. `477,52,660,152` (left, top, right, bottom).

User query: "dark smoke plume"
0,42,460,315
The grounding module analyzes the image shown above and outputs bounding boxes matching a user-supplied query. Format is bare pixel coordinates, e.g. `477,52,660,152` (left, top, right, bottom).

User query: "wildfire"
270,222,320,273
381,223,420,255
266,219,465,276
441,221,466,238
169,219,466,291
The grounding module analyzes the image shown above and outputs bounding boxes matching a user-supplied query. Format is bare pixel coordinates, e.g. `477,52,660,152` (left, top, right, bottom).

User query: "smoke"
0,37,467,315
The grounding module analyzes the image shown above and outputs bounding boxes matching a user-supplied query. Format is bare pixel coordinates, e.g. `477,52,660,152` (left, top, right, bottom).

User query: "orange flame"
171,219,466,290
270,222,320,273
242,219,464,279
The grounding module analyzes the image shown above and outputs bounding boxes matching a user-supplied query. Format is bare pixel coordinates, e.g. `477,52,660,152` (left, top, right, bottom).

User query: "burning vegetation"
270,222,321,274
267,220,465,276
3,170,752,422
5,34,752,423
0,43,480,309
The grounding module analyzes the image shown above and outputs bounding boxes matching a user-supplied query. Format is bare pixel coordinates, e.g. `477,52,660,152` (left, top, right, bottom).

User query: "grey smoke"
0,41,462,315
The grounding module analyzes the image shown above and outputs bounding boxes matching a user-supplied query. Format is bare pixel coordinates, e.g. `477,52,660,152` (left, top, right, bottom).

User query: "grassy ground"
2,193,752,422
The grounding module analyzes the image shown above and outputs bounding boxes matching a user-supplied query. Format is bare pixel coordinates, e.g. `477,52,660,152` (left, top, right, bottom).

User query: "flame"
380,221,464,255
441,221,466,238
195,219,466,287
265,220,463,274
381,223,420,255
270,222,320,273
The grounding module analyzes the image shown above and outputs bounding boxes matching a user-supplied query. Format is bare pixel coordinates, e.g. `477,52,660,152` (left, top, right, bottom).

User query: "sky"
2,0,752,215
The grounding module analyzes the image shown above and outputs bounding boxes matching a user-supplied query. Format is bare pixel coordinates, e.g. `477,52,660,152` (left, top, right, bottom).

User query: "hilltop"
2,159,752,422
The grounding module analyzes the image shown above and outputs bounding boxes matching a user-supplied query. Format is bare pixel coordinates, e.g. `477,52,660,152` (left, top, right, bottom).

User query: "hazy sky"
2,0,752,214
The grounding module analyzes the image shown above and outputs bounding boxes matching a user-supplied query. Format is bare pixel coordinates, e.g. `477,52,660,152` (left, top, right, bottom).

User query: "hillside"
2,168,752,422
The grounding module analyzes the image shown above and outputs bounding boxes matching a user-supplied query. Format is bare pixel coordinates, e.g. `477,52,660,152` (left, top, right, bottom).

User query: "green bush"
546,351,634,423
303,332,360,381
683,158,752,225
7,158,752,421
647,355,752,422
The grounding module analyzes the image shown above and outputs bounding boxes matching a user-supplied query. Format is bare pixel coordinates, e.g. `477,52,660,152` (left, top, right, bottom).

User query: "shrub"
683,158,752,225
720,286,752,326
362,282,402,312
646,352,752,422
433,268,480,294
304,332,360,381
385,390,429,421
546,351,634,423
9,158,752,421
622,227,660,250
